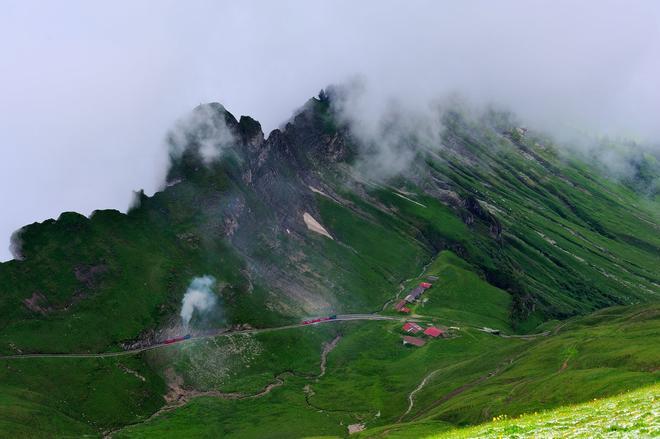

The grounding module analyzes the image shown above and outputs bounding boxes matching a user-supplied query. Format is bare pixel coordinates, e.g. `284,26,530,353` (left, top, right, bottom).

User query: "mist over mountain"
2,85,659,437
2,1,660,261
1,3,659,438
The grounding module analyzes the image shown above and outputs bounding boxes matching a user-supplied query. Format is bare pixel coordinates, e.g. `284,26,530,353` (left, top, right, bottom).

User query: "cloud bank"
2,1,659,260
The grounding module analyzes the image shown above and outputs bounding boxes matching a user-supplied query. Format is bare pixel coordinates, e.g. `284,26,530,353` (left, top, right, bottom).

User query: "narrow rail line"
0,314,404,360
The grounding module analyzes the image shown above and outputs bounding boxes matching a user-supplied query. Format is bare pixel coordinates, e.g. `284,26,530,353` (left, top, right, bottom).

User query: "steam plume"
180,275,218,327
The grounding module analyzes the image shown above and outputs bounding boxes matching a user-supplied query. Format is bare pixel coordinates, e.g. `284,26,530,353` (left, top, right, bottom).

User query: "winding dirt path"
319,335,341,378
398,368,442,421
107,335,343,437
396,369,441,423
404,354,520,422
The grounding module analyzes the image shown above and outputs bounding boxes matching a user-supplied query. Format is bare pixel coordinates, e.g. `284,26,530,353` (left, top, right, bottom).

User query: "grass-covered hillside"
363,382,659,438
77,257,660,437
0,94,658,437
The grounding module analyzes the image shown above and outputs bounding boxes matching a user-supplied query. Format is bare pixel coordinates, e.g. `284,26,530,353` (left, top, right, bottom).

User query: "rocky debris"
222,197,245,237
229,323,254,332
176,232,200,248
117,363,147,382
73,264,108,288
348,424,366,434
23,264,108,314
318,336,341,379
121,328,159,351
462,195,502,240
22,292,52,315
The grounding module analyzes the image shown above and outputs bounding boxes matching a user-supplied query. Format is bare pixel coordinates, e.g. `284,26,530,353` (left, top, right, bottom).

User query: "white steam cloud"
180,275,218,327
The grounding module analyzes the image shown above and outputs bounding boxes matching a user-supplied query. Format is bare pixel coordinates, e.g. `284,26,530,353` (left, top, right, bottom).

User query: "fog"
1,1,659,260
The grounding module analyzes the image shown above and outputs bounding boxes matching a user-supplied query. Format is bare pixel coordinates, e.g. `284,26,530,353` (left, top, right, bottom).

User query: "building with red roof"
404,286,425,302
402,336,426,347
394,300,411,313
424,326,444,338
403,322,423,333
419,282,433,289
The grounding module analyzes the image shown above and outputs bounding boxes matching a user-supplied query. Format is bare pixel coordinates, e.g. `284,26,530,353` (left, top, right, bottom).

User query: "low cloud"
327,77,660,194
328,79,446,180
2,2,660,260
167,105,236,165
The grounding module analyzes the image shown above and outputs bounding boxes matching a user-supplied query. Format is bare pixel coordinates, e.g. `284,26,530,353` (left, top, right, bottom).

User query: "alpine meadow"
1,2,658,438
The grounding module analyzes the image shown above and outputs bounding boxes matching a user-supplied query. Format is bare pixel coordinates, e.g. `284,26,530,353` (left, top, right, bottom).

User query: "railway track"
0,314,403,360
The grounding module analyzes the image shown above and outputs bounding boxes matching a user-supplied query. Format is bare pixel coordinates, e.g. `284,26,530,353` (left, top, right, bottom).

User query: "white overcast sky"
1,1,659,260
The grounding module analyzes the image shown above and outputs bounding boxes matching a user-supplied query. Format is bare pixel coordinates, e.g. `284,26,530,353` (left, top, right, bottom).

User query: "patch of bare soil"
348,423,366,434
106,331,345,439
318,335,341,379
117,334,344,437
303,212,333,239
117,363,146,382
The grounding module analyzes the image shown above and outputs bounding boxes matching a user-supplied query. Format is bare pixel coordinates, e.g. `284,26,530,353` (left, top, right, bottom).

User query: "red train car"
162,334,191,344
302,315,337,325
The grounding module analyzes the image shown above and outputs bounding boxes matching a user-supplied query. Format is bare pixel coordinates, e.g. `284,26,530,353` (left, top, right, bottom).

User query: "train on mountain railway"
162,334,192,344
302,315,337,325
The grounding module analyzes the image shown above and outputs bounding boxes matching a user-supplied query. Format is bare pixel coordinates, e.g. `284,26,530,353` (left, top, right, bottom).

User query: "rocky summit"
0,92,658,438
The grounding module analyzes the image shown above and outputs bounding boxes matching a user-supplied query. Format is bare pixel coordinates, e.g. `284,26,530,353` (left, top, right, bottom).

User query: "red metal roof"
420,282,433,289
424,326,444,337
402,336,426,347
399,306,411,313
394,300,407,310
403,322,423,333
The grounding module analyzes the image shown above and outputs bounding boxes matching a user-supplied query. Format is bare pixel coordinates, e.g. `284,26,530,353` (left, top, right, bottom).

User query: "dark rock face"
462,195,502,240
74,264,108,288
160,97,659,323
22,292,52,315
238,116,264,150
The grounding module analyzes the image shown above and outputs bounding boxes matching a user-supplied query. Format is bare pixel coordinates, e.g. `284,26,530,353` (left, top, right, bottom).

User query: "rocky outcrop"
462,195,502,240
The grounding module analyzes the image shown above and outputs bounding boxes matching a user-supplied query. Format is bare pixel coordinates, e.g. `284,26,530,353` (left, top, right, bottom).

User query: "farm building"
404,282,433,302
402,336,426,347
404,286,425,302
394,300,411,313
424,326,444,338
427,275,439,281
403,322,423,333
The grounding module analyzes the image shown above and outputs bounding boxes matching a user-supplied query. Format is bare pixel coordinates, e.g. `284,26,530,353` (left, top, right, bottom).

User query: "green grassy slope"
0,99,657,437
109,255,658,438
360,304,659,437
0,355,166,437
109,305,658,438
362,382,659,438
421,113,660,320
403,251,513,330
